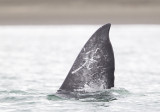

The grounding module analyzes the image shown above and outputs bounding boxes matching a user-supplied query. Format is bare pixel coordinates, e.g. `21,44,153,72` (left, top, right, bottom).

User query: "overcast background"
0,0,160,25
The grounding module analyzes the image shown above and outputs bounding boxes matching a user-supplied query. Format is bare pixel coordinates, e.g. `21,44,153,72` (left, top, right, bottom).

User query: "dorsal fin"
59,23,115,92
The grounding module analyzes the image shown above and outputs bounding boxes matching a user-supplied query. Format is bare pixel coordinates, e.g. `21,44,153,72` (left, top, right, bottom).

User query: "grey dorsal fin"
59,23,115,92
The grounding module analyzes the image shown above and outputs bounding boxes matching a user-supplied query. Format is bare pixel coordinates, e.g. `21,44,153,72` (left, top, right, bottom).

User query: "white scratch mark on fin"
71,61,87,74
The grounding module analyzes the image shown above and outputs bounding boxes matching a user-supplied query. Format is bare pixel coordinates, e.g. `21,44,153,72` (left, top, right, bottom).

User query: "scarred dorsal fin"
59,23,115,92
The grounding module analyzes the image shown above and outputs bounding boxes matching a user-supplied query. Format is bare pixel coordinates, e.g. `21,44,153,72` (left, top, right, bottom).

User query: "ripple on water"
47,88,131,102
0,89,45,104
0,90,28,95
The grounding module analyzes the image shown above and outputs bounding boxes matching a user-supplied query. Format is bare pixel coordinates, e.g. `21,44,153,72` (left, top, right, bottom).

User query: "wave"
47,87,130,102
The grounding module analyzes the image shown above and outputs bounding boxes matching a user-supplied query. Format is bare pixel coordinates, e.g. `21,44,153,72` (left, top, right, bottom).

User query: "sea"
0,25,159,112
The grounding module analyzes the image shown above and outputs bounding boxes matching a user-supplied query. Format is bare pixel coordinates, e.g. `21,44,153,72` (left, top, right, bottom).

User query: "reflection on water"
0,25,160,112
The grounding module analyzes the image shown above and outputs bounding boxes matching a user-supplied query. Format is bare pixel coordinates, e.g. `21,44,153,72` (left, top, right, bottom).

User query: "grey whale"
58,23,115,93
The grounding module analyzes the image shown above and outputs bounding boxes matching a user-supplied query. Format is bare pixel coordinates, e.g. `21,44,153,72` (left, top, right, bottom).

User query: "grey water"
0,25,160,112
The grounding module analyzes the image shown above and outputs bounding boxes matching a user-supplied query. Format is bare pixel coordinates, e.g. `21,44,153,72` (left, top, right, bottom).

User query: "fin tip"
104,23,111,28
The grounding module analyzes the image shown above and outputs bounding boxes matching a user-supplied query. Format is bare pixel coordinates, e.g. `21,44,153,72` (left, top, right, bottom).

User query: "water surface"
0,25,160,112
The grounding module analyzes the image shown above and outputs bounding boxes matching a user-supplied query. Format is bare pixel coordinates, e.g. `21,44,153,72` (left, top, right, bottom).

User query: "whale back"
59,23,115,92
